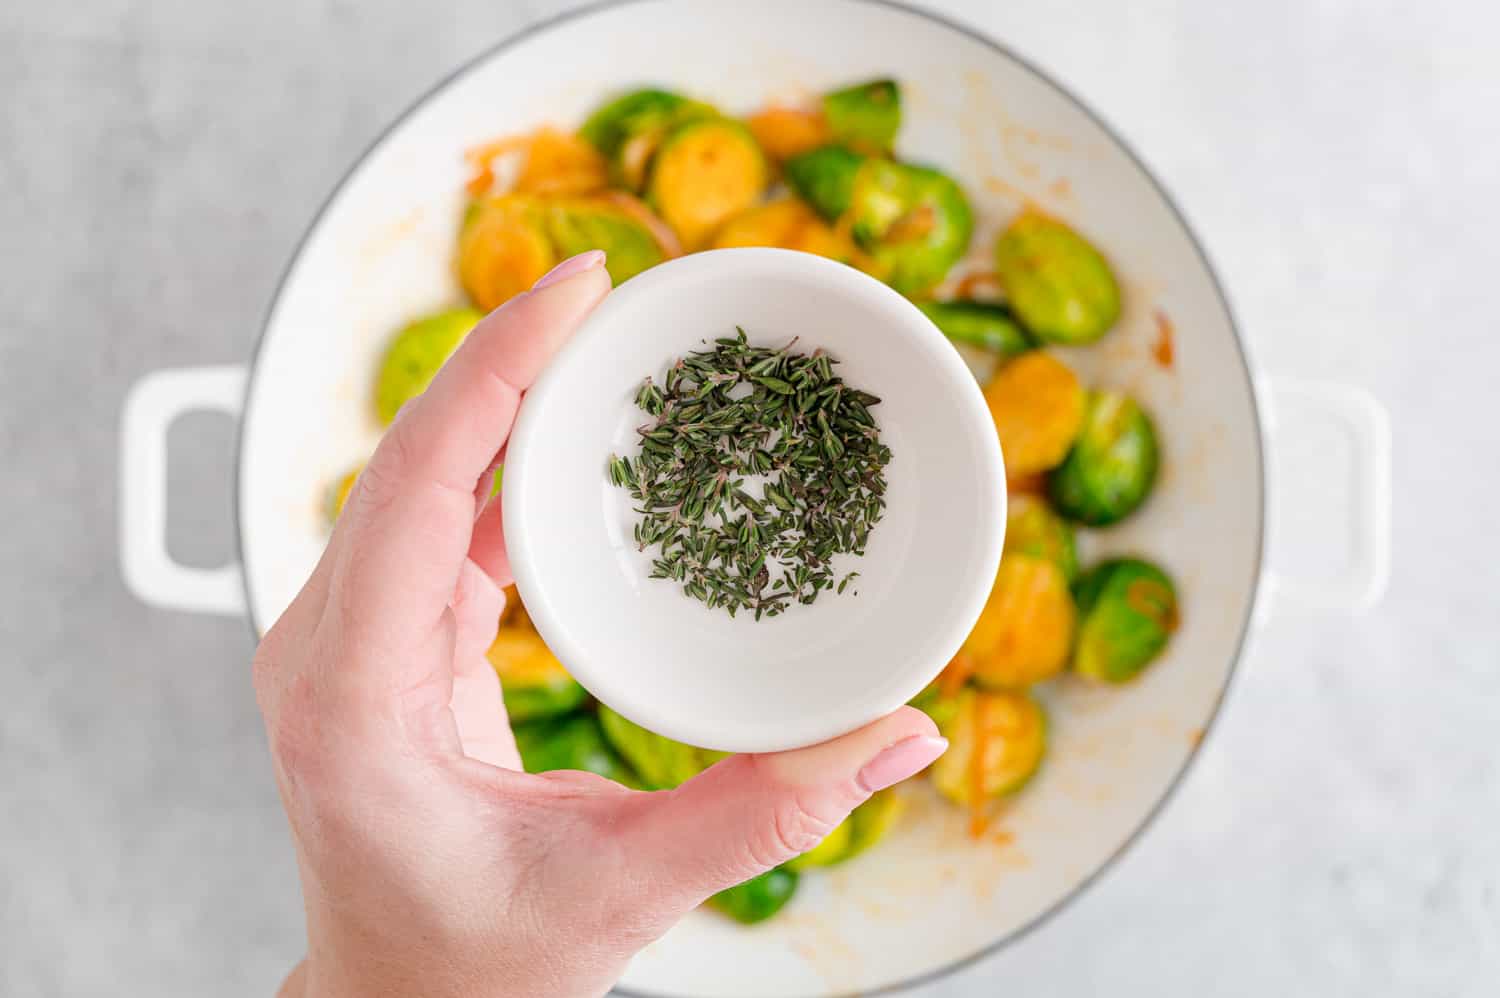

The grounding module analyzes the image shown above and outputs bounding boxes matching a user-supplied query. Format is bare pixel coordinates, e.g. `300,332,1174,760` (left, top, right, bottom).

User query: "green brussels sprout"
1073,558,1179,683
784,817,852,871
993,210,1121,345
909,681,964,729
1004,495,1078,583
786,147,972,294
930,689,1047,803
578,88,714,190
545,198,666,286
457,194,555,310
1046,389,1160,526
486,627,589,723
372,308,482,425
821,78,901,152
709,866,799,924
597,706,727,790
647,117,768,250
784,788,901,871
513,713,640,787
917,300,1033,358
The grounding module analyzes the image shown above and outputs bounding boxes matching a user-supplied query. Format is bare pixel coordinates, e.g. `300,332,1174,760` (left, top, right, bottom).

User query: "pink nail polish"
857,735,948,793
533,249,606,289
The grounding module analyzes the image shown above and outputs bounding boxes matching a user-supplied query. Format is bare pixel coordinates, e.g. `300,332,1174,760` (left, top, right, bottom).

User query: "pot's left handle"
120,365,248,616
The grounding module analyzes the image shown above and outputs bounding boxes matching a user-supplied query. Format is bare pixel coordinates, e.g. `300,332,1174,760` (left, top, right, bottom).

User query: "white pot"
118,2,1391,995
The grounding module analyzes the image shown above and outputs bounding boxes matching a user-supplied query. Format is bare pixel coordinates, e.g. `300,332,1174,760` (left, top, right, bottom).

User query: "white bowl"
503,249,1005,754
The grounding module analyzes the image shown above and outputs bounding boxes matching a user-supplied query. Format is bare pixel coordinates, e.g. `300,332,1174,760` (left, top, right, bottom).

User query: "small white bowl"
503,248,1005,753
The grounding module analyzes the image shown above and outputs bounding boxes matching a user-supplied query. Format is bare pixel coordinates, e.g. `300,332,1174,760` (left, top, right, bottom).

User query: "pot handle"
1260,377,1391,612
120,365,248,616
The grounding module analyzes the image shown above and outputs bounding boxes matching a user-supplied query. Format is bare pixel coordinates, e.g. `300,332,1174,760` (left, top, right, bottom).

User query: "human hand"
253,250,947,998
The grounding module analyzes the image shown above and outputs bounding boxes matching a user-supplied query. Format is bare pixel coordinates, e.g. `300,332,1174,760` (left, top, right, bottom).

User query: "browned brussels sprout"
1046,389,1160,526
1073,558,1179,682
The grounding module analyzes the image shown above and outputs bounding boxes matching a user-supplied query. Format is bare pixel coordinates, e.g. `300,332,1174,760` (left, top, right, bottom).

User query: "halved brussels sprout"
578,88,714,190
1073,558,1179,682
983,351,1086,476
485,619,588,723
963,552,1076,688
458,194,555,310
648,118,768,250
597,706,727,790
709,867,799,924
513,713,639,787
930,688,1047,803
712,197,859,262
917,300,1033,358
1046,389,1160,526
993,210,1121,345
786,147,972,294
909,680,966,729
785,789,901,872
746,107,832,162
372,307,482,425
326,464,363,523
545,197,667,286
1004,495,1079,583
822,78,901,152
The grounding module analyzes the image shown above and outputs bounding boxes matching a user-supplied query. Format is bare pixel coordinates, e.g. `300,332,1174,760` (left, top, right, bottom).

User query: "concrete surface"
2,0,1495,995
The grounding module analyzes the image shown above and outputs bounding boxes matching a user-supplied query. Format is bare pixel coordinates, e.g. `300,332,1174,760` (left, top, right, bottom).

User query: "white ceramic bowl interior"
239,2,1263,995
503,249,1005,754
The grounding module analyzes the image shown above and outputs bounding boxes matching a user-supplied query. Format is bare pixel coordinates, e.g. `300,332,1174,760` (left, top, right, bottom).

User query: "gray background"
2,0,1495,995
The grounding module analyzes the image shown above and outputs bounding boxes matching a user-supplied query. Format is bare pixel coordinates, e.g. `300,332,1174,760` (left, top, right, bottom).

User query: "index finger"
335,252,610,640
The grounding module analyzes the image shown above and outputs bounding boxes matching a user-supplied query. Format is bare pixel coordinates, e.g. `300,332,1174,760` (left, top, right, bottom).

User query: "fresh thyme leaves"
609,327,891,620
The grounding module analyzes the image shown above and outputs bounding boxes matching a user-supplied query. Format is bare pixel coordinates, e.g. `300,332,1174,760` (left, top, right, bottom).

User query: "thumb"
622,707,946,913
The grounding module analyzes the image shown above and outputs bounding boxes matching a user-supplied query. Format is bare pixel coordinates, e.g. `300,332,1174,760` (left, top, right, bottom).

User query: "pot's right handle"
1260,377,1392,612
120,365,248,616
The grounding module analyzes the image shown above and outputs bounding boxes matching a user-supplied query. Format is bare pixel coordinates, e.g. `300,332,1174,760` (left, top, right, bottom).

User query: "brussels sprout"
983,350,1086,476
930,689,1047,803
786,147,972,294
822,78,901,152
486,626,589,723
578,88,714,190
746,107,832,162
916,300,1032,358
458,194,556,310
545,197,666,286
1004,495,1078,583
709,867,799,924
993,210,1121,345
784,818,852,872
784,788,902,871
326,464,363,523
963,553,1076,688
648,117,768,250
597,706,727,790
909,681,964,729
712,198,859,263
1073,558,1179,682
513,714,639,787
372,308,482,426
1045,389,1160,526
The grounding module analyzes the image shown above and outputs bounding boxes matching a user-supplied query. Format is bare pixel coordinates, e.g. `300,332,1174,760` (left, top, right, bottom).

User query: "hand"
253,250,947,998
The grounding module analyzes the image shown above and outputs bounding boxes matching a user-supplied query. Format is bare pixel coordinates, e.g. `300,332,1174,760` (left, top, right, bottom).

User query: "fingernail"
857,735,948,793
533,249,606,289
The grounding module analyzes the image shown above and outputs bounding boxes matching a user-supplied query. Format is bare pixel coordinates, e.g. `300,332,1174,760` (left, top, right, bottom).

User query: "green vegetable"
486,629,589,723
786,147,973,294
909,682,964,729
822,78,901,151
993,210,1121,345
1046,390,1160,525
1073,558,1178,682
372,308,482,425
513,714,639,787
917,300,1033,358
784,819,852,871
545,199,665,286
930,689,1047,803
578,88,713,190
1004,496,1078,583
648,117,767,249
597,706,727,790
709,867,799,924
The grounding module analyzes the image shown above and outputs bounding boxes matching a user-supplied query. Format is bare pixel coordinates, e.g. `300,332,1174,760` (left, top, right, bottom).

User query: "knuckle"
753,791,839,868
